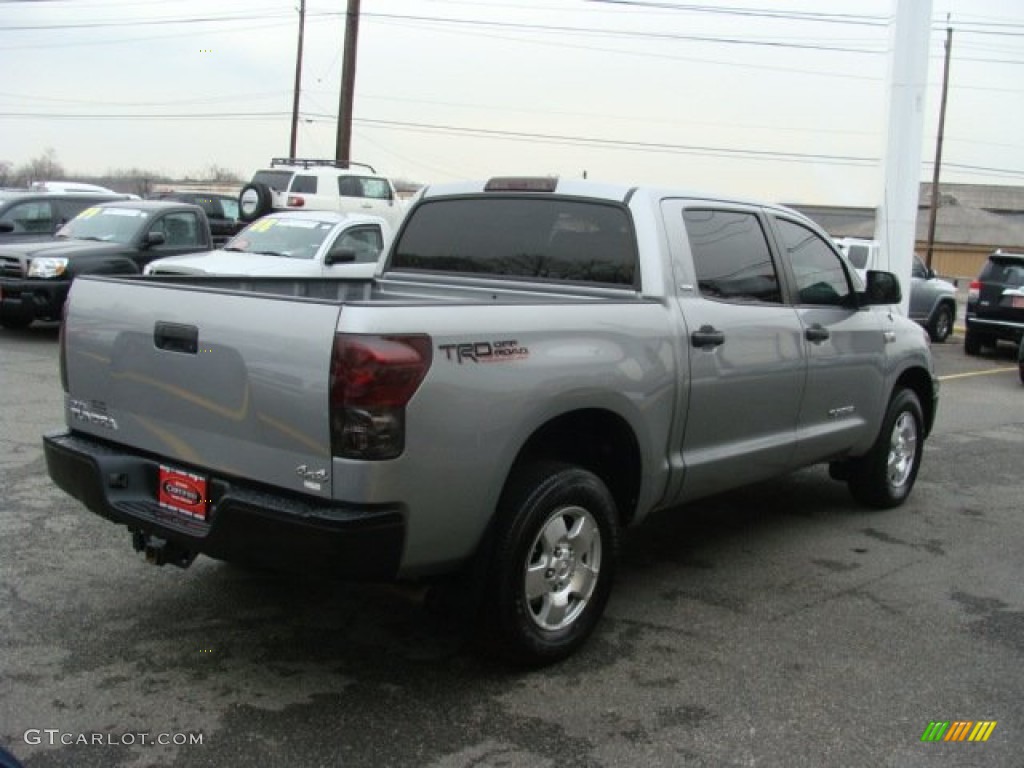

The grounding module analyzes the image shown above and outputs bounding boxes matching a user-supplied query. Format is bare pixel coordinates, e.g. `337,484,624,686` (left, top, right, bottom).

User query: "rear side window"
291,175,318,194
683,209,781,304
393,197,638,287
337,176,393,200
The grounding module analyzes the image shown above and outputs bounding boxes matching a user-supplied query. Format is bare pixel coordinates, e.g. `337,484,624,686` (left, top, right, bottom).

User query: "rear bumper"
44,431,406,580
964,313,1024,342
0,278,68,322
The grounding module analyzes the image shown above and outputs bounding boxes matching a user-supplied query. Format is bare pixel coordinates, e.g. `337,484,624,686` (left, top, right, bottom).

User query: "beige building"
793,182,1024,280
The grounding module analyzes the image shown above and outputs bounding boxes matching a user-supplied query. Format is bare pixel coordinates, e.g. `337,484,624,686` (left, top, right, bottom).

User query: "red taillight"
287,195,305,207
329,334,432,459
967,279,981,302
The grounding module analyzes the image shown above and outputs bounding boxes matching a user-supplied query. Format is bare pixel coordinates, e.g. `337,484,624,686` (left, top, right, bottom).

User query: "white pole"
874,0,934,314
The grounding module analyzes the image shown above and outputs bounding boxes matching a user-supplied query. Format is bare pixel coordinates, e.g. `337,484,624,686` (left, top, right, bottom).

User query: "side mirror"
324,247,356,266
144,231,166,248
864,270,902,305
0,221,14,233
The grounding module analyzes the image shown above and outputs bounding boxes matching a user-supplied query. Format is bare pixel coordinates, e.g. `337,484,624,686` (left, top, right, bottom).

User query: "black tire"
0,315,33,330
480,462,619,666
964,329,981,356
927,304,953,343
238,182,273,222
847,388,924,509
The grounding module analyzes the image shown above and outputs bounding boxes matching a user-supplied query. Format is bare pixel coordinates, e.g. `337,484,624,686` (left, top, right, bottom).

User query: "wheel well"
934,298,956,318
509,409,642,526
896,368,937,436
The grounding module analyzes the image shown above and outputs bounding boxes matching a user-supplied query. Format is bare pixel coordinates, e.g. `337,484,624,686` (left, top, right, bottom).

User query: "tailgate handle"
154,322,199,354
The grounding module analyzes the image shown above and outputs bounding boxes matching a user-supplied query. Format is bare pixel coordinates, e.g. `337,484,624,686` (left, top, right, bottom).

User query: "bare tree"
0,161,12,187
197,164,242,184
14,148,65,186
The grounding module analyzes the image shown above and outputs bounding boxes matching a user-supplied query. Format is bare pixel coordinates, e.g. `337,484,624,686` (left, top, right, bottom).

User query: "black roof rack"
270,157,377,173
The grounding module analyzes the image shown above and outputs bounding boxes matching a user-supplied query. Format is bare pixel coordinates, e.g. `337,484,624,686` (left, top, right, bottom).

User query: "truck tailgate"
62,277,341,498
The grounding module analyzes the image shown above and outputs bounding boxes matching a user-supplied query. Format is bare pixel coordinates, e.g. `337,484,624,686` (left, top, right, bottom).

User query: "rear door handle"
154,321,198,354
691,325,725,348
805,324,830,343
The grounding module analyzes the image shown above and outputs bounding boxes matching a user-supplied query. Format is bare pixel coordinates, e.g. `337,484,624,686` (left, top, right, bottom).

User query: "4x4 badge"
295,464,327,482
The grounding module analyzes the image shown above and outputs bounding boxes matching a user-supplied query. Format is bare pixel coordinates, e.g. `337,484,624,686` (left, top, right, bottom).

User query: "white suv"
238,158,406,230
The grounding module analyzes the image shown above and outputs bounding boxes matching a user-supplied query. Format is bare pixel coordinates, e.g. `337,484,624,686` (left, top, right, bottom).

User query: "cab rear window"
392,198,638,288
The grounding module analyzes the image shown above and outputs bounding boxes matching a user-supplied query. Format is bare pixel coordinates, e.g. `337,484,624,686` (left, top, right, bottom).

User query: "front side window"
776,218,851,306
682,209,781,304
334,225,384,263
393,198,637,287
153,212,201,247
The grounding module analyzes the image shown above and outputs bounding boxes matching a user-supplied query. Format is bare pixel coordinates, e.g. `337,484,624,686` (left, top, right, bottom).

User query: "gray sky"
2,0,1022,206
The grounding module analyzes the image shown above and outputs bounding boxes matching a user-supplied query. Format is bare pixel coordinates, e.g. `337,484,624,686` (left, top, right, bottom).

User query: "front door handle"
691,325,725,348
805,324,830,343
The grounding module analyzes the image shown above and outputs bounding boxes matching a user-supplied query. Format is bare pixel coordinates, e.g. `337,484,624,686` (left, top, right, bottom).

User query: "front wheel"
847,388,924,509
481,462,619,666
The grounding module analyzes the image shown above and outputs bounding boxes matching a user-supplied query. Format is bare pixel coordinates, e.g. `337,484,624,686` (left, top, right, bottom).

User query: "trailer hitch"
131,531,197,569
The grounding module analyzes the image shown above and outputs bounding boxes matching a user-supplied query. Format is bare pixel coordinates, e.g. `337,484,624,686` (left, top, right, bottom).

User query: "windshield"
58,207,148,243
251,170,294,193
224,216,335,259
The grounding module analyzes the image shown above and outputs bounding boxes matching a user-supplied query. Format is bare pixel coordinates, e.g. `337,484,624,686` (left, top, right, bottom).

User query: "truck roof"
416,177,819,226
97,200,202,213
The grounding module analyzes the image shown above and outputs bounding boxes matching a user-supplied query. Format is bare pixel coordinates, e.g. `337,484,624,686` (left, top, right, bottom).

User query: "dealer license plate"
157,464,209,520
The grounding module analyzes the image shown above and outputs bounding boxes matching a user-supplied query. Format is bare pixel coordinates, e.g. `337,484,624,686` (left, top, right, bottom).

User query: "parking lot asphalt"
1,325,1021,768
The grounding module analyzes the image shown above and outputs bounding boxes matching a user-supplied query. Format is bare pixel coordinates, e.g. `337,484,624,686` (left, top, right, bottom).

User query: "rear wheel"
964,329,981,355
480,462,618,666
847,388,924,509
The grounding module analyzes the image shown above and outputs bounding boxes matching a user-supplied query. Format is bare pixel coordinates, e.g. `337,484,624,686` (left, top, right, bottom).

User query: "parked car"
238,157,406,230
0,190,128,243
834,239,958,342
909,254,958,343
964,249,1024,355
46,176,938,665
151,191,244,247
145,210,391,278
0,200,214,328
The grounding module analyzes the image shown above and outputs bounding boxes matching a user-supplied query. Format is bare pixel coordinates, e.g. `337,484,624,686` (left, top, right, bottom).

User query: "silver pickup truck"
44,177,939,665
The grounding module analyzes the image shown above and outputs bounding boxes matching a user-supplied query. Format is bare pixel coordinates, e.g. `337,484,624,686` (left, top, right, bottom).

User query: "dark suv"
964,250,1024,355
0,191,126,242
151,191,243,247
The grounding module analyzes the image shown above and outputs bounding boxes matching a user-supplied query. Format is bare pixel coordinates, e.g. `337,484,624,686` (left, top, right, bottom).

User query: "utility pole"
335,0,361,167
289,0,306,158
925,19,953,270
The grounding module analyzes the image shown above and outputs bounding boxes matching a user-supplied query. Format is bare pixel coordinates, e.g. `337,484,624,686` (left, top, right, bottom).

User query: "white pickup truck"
45,177,938,665
144,210,392,279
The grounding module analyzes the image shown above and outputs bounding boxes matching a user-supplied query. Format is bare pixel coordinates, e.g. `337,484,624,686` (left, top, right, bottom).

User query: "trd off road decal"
438,339,529,364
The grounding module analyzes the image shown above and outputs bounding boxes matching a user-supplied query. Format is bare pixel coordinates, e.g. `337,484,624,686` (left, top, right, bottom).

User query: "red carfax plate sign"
158,464,209,520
